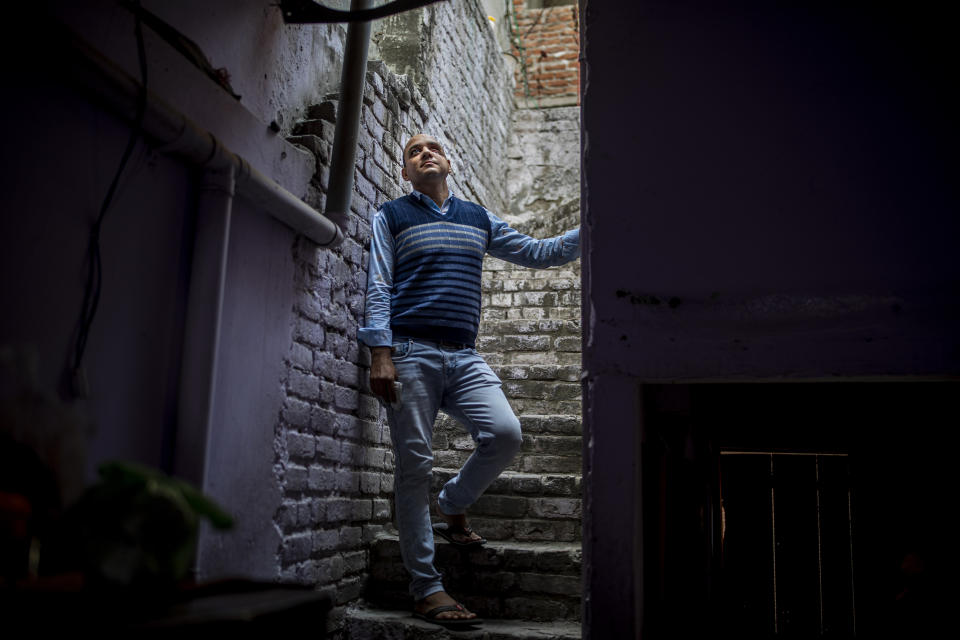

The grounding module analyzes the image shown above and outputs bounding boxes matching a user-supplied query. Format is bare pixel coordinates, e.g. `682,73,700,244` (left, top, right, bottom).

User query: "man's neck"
414,182,449,209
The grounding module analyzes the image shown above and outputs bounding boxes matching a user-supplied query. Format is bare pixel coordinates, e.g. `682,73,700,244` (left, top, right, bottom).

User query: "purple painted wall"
583,0,959,382
0,72,194,474
581,1,959,637
0,0,343,581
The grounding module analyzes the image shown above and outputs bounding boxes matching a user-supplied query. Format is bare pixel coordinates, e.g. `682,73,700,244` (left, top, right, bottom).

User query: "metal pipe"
174,166,235,488
324,0,374,231
62,23,344,247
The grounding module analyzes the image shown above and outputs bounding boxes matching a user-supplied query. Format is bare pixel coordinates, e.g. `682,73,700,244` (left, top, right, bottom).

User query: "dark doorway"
639,382,950,638
720,452,854,636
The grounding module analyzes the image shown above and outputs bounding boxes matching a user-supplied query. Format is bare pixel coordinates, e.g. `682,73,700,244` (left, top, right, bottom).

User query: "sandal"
412,603,483,628
433,521,487,548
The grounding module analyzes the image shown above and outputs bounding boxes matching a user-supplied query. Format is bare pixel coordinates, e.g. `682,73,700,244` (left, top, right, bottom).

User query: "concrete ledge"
345,604,582,639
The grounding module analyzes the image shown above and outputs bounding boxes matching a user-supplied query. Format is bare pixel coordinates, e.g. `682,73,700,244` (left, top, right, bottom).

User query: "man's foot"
435,507,486,546
413,591,480,627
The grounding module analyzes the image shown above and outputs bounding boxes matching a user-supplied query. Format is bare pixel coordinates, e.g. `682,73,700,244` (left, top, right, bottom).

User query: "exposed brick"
287,370,320,401
336,576,363,604
323,498,352,522
334,385,360,411
282,398,312,430
518,572,581,596
339,526,363,550
273,2,585,618
512,475,542,494
335,470,360,493
276,502,298,530
362,523,387,544
340,441,365,466
530,497,582,519
308,466,336,492
286,432,316,460
316,435,340,462
480,495,531,519
342,499,368,522
293,316,325,348
313,529,339,552
373,498,392,519
282,532,312,564
343,550,368,575
360,471,380,494
554,336,581,352
288,341,313,370
380,472,395,494
310,407,338,436
284,464,309,492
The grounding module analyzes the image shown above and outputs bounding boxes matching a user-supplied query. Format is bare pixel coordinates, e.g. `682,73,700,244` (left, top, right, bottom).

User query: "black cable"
279,0,446,24
70,1,149,390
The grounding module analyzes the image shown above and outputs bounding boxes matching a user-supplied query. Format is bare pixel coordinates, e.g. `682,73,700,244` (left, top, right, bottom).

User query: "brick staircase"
350,256,582,639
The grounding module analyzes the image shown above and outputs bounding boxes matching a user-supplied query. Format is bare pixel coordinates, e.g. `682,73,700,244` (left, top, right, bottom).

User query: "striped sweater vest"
382,195,491,346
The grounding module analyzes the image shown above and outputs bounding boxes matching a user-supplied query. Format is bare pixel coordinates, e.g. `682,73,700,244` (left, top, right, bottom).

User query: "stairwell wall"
272,0,514,634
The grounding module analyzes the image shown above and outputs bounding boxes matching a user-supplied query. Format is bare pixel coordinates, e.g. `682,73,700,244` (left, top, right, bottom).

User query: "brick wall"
272,0,514,634
510,0,580,106
507,105,581,232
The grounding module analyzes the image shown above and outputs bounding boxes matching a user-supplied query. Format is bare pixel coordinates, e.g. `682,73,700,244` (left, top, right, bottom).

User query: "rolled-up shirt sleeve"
358,210,394,348
485,209,580,268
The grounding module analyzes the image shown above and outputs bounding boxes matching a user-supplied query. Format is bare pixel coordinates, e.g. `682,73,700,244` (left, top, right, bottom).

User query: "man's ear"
401,165,409,181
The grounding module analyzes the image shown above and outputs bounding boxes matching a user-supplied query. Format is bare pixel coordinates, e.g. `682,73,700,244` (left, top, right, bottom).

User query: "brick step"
515,398,583,416
432,415,582,476
433,413,583,438
427,472,581,541
431,468,581,499
482,277,579,294
491,363,581,382
434,449,581,476
477,334,581,355
483,292,580,309
480,351,582,366
481,307,581,323
344,604,581,639
502,379,580,401
518,414,582,435
367,536,581,622
435,413,581,435
465,515,580,543
482,264,579,280
433,430,581,457
433,434,581,470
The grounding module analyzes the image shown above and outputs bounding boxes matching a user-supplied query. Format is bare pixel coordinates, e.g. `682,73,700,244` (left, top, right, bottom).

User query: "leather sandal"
433,521,487,548
413,603,483,628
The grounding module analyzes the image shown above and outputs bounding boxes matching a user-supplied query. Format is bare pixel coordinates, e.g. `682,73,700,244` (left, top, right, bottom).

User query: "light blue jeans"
385,338,522,601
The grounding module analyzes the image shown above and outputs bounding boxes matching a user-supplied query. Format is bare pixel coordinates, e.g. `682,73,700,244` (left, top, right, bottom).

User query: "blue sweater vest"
382,195,490,346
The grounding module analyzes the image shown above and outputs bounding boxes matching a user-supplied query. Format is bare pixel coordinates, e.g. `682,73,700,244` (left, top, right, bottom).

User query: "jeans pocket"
391,340,413,361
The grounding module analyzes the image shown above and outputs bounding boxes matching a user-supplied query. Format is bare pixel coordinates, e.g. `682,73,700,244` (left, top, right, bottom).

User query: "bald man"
359,134,580,628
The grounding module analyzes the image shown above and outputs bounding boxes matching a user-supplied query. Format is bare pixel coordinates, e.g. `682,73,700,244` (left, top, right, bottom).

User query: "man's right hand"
369,346,397,404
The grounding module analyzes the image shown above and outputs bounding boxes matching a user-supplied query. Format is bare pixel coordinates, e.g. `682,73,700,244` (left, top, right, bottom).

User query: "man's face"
401,134,451,187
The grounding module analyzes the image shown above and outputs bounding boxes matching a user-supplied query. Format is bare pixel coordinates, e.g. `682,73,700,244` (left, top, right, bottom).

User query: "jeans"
385,338,522,601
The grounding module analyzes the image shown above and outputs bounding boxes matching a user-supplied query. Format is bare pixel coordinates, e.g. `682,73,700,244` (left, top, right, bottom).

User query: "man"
359,133,580,627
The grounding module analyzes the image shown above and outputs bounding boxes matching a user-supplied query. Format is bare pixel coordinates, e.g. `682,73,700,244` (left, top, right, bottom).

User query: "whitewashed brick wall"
272,0,514,633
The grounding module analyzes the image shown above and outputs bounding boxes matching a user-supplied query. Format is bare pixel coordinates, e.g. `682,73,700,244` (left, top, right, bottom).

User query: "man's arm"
359,211,398,403
484,210,580,268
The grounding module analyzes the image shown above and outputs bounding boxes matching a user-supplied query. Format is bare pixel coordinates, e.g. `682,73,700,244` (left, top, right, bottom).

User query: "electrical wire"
70,1,149,392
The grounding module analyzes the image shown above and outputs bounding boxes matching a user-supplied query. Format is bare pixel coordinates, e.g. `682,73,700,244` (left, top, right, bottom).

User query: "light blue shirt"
359,190,580,348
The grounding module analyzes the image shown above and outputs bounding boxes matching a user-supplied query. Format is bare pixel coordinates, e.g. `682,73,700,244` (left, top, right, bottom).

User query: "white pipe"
174,167,235,487
64,25,344,247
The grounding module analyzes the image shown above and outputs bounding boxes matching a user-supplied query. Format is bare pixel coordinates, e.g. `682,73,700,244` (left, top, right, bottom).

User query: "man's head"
401,134,451,190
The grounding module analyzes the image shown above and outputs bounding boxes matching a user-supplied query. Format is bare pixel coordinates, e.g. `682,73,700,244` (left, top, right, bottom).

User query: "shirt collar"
411,189,454,214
